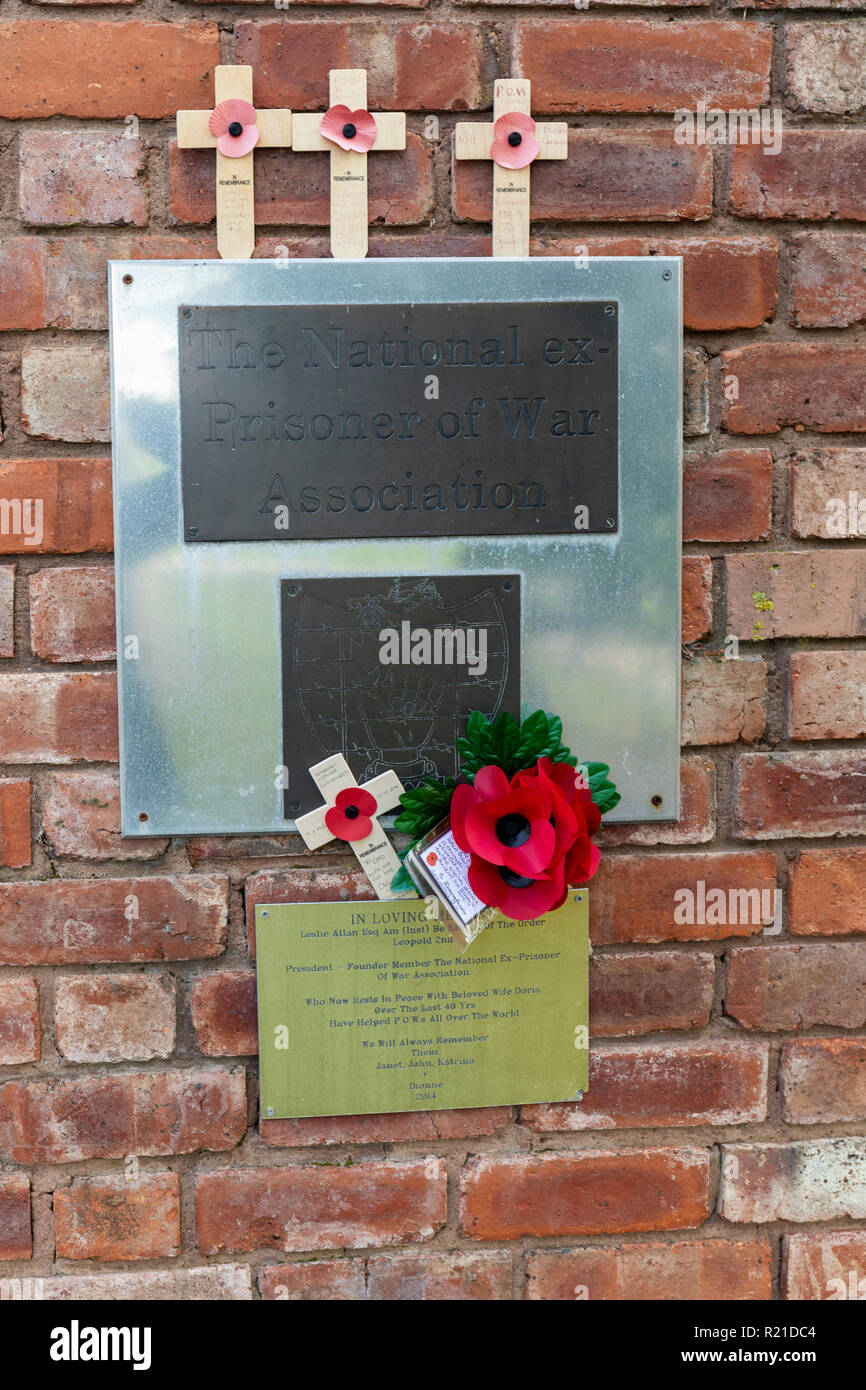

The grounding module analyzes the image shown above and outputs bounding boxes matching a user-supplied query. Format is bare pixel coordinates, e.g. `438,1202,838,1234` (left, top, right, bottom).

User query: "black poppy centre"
342,122,357,139
228,121,244,137
508,131,523,148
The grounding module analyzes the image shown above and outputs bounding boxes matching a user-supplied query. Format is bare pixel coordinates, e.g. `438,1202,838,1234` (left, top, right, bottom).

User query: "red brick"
191,971,258,1057
0,777,31,868
0,237,47,330
30,565,115,662
0,459,112,555
784,1231,866,1302
260,1260,365,1300
44,234,217,329
187,834,306,864
786,23,866,116
38,1266,251,1299
791,448,866,537
683,347,709,435
513,19,771,113
588,950,715,1037
55,974,176,1063
722,345,866,434
0,1175,31,1260
789,847,866,937
726,942,866,1030
42,770,168,861
526,1238,772,1301
0,1068,246,1164
781,1039,866,1125
791,234,866,328
597,756,716,848
0,672,117,762
684,449,772,542
21,344,111,443
590,850,777,945
523,1042,767,1131
0,978,39,1065
19,131,147,228
235,21,489,111
730,131,866,221
0,22,221,119
721,1138,866,1223
0,564,12,657
261,1107,510,1148
455,131,712,223
245,867,376,955
791,651,866,740
195,1160,447,1254
681,556,712,643
727,551,866,640
54,1174,180,1262
681,655,767,746
461,1148,710,1239
0,875,227,965
735,750,866,839
367,1251,512,1300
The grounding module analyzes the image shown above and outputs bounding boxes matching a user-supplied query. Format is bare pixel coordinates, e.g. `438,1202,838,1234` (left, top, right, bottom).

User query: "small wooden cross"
176,65,292,260
292,70,406,259
455,78,568,258
295,754,416,901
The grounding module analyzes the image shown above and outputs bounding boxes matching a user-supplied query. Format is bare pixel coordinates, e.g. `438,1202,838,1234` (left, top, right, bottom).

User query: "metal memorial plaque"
281,574,520,816
180,302,618,541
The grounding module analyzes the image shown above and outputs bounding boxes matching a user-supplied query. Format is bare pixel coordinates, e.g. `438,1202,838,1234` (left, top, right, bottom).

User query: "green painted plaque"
255,895,588,1119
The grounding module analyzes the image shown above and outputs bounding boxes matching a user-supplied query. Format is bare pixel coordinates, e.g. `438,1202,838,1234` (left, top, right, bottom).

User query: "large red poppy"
324,786,377,842
468,853,568,922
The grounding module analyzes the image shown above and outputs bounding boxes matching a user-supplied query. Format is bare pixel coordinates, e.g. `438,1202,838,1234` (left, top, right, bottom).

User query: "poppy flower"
490,111,540,171
320,104,378,154
452,764,556,877
208,99,260,158
325,786,377,842
468,853,568,922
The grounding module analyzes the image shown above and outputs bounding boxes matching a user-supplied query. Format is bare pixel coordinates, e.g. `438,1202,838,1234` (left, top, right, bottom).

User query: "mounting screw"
138,812,149,822
573,893,583,902
605,517,616,530
266,1107,274,1117
187,526,198,538
662,269,673,281
651,794,663,808
604,304,616,316
261,910,269,918
122,273,133,286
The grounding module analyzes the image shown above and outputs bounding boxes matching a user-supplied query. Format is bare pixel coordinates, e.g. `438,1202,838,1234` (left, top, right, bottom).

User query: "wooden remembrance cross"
295,755,416,901
177,65,293,260
292,69,406,259
455,78,567,257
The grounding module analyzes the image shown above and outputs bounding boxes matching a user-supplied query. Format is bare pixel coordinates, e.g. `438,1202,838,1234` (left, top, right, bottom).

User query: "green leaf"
392,777,456,841
390,860,419,895
458,708,576,779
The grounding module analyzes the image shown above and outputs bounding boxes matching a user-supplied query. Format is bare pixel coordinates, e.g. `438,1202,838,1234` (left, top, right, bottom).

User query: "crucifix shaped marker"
295,754,416,901
176,65,292,260
292,70,406,259
455,78,568,258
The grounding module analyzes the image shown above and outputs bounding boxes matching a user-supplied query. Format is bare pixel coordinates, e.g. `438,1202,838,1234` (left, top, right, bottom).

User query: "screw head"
187,526,198,538
604,304,616,316
651,793,663,808
605,516,616,530
662,268,673,281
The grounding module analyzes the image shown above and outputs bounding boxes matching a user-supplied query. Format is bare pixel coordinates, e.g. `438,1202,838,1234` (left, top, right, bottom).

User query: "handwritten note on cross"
176,65,292,260
294,754,416,901
455,78,567,258
292,70,406,259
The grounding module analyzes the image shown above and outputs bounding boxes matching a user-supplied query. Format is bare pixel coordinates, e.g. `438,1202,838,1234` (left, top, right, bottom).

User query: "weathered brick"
0,875,227,965
260,1260,365,1301
42,770,167,861
29,565,115,662
683,347,709,436
791,234,866,328
191,971,258,1057
783,1231,866,1302
261,1107,510,1148
684,449,772,542
597,756,716,848
40,234,217,331
730,131,866,221
735,751,866,839
526,1238,772,1301
188,833,306,865
245,867,375,955
19,131,147,228
791,651,866,740
0,1174,31,1260
721,1138,866,1223
727,552,866,640
54,1174,180,1261
513,19,771,113
0,236,47,330
0,672,117,762
0,564,12,657
588,950,715,1037
681,655,766,746
461,1149,710,1239
791,448,866,537
21,344,111,443
455,132,712,223
790,847,866,937
55,974,176,1063
196,1161,447,1253
0,978,39,1065
722,345,866,434
0,459,112,555
781,1039,866,1125
367,1251,512,1300
682,556,712,643
0,22,221,119
524,1042,767,1132
0,1068,246,1164
786,23,866,116
37,1266,251,1301
591,850,777,945
726,942,866,1030
0,777,31,869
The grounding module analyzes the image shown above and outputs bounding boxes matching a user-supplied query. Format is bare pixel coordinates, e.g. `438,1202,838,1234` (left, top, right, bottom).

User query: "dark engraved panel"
281,574,520,816
180,302,618,541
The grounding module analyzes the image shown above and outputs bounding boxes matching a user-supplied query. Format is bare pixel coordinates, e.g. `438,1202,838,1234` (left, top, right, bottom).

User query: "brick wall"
1,0,865,1303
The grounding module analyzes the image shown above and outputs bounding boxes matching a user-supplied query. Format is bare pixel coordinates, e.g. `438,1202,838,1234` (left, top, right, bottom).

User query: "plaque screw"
662,269,673,281
187,526,198,537
123,274,133,286
651,794,663,807
261,911,269,918
266,1108,274,1117
605,517,616,529
604,304,615,316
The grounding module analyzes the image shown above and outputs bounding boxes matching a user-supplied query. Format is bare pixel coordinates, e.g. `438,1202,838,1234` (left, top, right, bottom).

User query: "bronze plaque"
180,302,618,541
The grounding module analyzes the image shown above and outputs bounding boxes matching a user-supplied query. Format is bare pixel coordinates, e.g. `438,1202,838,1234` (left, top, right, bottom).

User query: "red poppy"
320,104,378,154
490,111,540,171
324,786,377,842
208,98,260,158
468,853,568,922
453,765,556,877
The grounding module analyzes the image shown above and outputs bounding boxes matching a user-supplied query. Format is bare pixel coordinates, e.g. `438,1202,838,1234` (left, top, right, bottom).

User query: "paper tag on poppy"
405,819,496,950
